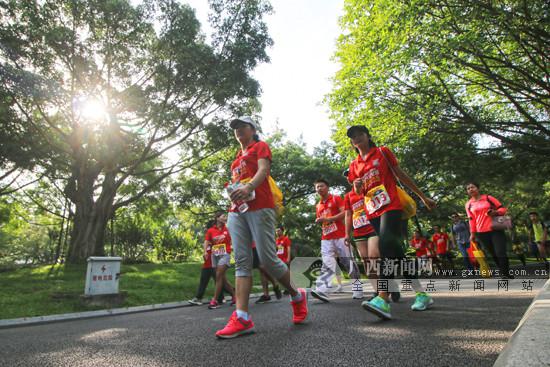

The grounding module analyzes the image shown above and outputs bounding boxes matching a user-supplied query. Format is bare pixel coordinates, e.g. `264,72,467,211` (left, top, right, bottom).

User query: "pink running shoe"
208,299,220,309
291,288,308,324
215,311,255,339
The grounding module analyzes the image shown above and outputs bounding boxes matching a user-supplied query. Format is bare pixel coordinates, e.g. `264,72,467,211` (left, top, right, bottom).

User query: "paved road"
0,286,538,367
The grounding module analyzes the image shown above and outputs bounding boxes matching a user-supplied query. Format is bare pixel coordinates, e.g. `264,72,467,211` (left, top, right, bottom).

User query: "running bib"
352,211,369,229
212,244,227,256
277,245,284,255
322,222,338,236
364,184,391,214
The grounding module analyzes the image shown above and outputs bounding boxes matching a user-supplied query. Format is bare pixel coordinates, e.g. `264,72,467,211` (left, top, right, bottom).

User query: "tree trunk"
66,165,117,263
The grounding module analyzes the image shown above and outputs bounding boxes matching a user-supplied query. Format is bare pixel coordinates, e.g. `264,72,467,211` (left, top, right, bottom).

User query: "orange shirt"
316,194,346,240
276,235,291,263
347,146,402,219
205,225,231,255
230,141,274,212
344,191,375,238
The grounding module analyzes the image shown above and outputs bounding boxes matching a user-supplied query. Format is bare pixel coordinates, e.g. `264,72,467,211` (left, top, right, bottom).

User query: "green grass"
0,263,264,320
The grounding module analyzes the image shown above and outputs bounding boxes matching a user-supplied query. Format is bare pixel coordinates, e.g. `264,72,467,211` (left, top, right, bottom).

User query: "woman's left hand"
422,197,437,211
230,184,252,202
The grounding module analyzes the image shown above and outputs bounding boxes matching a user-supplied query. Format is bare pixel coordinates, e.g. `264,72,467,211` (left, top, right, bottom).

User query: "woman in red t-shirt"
346,125,436,320
204,212,235,309
465,181,510,278
215,116,308,339
275,226,292,265
188,215,232,306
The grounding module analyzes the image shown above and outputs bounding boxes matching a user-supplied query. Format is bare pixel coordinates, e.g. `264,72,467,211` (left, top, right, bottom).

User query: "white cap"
230,116,259,130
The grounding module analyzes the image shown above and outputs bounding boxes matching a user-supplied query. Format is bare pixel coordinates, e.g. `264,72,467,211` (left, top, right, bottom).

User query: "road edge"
493,278,550,367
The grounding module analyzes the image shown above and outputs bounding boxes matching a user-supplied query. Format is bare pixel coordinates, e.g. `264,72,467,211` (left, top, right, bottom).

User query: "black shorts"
253,247,260,269
354,232,377,242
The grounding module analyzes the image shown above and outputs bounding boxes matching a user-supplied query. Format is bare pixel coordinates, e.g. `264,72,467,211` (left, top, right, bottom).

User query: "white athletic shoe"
334,284,344,293
188,297,202,305
352,290,364,299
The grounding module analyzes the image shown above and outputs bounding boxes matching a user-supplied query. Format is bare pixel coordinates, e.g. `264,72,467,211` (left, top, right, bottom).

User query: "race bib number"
212,244,227,256
364,184,391,214
352,211,369,229
277,245,284,255
322,222,338,236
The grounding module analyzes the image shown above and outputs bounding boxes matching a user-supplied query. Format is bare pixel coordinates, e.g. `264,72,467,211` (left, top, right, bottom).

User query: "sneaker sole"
216,326,255,339
362,302,392,320
310,290,330,303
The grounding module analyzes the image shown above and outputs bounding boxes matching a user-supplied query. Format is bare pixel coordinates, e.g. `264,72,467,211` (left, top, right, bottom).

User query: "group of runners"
186,116,541,339
184,117,444,339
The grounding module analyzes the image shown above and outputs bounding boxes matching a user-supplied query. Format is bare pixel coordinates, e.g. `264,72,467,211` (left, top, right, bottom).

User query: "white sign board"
84,257,122,296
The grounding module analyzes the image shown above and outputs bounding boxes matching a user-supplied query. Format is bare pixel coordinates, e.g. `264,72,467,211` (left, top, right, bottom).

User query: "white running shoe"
188,297,202,305
334,284,344,293
352,290,364,299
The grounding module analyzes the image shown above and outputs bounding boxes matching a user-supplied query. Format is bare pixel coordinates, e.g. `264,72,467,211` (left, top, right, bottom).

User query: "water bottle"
225,182,249,213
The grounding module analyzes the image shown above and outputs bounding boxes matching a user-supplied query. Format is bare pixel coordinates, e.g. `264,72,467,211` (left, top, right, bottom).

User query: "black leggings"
369,210,406,259
476,231,510,277
369,210,418,285
195,267,229,302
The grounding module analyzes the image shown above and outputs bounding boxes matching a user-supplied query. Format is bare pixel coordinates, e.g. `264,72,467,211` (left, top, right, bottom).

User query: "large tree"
0,0,273,262
328,0,549,155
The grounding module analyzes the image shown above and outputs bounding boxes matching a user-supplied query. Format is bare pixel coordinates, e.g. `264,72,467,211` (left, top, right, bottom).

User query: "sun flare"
75,97,108,124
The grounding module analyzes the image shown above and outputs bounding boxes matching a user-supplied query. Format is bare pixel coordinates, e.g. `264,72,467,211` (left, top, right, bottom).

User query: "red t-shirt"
344,191,375,238
202,248,212,269
276,235,291,263
466,195,507,234
316,194,346,240
432,232,449,254
230,141,274,212
347,146,402,219
410,237,428,257
205,225,232,256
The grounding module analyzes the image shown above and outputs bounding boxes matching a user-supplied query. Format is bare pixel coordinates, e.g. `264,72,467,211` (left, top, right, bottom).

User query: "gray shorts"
228,208,288,279
212,253,231,268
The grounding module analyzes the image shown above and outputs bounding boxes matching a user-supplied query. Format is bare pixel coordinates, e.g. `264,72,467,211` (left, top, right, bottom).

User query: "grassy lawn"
0,263,265,320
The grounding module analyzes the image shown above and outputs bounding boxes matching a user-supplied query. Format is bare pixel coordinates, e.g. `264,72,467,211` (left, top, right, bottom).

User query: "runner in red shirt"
410,230,433,274
346,125,436,320
188,234,229,306
275,227,292,265
205,212,235,309
311,179,363,302
465,181,511,278
431,225,453,269
216,116,307,339
410,231,428,259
